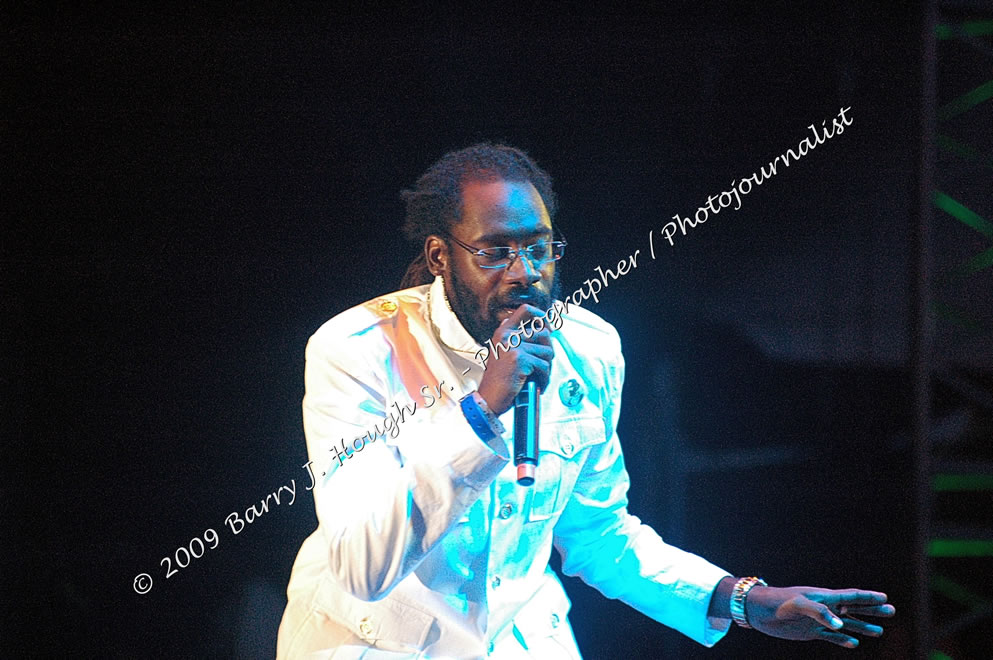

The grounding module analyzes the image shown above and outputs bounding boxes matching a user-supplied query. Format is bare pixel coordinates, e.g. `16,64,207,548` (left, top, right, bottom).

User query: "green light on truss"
959,247,993,276
937,135,993,169
929,652,954,660
937,134,980,159
933,191,993,238
938,79,993,121
934,474,993,491
936,20,993,39
929,540,993,557
931,301,985,333
931,574,988,608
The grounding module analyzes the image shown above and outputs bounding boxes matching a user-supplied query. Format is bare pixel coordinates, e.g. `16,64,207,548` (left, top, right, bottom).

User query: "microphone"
513,378,540,486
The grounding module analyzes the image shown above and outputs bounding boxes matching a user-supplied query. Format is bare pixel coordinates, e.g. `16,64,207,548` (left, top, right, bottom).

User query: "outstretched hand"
745,586,895,648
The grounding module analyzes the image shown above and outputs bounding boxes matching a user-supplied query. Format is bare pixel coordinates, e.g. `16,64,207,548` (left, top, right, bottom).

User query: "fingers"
804,594,889,647
840,604,896,618
817,630,860,649
520,350,553,393
478,304,556,413
496,304,555,386
763,590,891,649
519,343,554,363
796,599,846,630
821,590,889,605
814,589,893,619
840,616,884,637
501,304,554,347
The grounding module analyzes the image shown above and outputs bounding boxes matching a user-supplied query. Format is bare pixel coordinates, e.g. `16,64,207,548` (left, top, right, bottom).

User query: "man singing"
277,143,894,658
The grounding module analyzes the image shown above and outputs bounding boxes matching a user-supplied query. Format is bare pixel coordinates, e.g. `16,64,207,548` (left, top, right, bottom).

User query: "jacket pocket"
526,418,604,522
512,576,579,659
314,575,435,653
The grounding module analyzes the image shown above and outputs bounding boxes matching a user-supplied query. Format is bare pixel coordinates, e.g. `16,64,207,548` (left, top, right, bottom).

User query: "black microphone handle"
513,379,540,486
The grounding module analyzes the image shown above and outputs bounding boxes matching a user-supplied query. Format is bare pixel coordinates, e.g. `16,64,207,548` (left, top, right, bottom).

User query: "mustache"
493,289,553,310
488,273,560,319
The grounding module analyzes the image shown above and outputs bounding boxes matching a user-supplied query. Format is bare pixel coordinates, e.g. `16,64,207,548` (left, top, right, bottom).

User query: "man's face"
441,178,561,344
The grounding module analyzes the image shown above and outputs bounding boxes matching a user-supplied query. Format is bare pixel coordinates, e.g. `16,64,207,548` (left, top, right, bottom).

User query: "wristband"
459,391,505,442
730,576,767,629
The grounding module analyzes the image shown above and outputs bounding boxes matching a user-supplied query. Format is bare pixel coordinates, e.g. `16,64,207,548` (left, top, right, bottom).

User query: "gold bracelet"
730,576,767,629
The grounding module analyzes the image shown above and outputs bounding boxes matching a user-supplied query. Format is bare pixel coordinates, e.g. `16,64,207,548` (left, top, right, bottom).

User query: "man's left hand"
745,586,895,648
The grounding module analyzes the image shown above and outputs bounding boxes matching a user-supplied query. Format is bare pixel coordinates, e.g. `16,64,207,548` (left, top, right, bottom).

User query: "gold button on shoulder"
499,503,514,519
379,300,397,313
358,616,374,637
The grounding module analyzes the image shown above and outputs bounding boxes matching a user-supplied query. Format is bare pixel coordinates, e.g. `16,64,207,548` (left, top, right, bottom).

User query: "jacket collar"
428,275,484,356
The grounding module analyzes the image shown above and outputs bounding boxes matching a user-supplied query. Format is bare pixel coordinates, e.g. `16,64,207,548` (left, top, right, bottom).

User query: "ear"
425,235,448,277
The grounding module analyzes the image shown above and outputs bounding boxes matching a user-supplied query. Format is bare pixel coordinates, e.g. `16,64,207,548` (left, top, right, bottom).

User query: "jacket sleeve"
302,328,509,602
551,329,733,647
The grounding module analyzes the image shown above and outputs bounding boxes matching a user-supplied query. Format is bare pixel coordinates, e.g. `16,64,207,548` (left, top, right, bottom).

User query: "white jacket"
278,276,731,659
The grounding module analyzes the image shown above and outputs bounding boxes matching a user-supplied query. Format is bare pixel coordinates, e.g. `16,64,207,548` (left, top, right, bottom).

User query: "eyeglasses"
446,229,568,270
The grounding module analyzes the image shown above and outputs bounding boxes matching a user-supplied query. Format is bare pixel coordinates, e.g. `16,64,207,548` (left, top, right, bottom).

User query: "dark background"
6,2,991,658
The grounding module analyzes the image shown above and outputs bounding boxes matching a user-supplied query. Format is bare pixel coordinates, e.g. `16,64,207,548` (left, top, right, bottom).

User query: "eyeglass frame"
443,224,568,270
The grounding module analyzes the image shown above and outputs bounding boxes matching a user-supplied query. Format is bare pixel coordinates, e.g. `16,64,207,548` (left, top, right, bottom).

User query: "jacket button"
491,575,501,589
358,616,373,637
551,612,560,628
379,300,397,313
562,441,575,457
488,641,495,653
499,503,514,519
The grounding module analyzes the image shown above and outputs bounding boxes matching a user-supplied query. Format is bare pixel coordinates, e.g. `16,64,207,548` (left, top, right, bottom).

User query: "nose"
504,250,542,287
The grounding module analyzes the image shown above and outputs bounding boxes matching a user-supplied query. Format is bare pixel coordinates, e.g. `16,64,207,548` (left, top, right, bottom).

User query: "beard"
446,266,563,345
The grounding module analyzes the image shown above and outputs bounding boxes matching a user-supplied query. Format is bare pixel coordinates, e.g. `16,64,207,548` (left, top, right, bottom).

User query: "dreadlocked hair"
399,142,557,288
